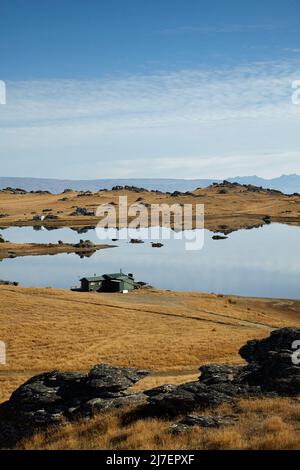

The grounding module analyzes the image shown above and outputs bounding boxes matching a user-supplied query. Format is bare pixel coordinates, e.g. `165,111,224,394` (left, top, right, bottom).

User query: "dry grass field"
1,285,300,449
1,285,300,405
1,183,300,232
19,397,300,450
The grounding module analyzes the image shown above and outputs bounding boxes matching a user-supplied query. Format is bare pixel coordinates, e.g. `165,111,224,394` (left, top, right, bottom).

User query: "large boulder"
239,327,300,363
145,365,261,416
145,328,300,415
0,364,149,448
239,328,300,362
86,364,149,393
145,381,235,415
2,328,300,447
170,414,238,433
239,327,300,394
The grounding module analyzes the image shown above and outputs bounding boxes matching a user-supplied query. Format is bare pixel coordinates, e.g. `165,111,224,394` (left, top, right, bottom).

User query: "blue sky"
0,0,300,178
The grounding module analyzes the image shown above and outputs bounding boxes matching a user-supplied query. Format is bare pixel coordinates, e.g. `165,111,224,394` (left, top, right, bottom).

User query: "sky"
0,0,300,179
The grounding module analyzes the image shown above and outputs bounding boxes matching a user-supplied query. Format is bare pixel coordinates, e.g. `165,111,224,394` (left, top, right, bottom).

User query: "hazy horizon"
0,173,299,181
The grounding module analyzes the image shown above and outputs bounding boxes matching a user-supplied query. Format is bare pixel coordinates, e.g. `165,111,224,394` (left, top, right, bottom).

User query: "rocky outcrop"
170,414,238,433
239,327,300,394
44,214,59,220
262,215,271,224
130,238,144,244
74,239,95,248
0,364,148,448
1,328,300,447
111,185,149,193
0,279,18,286
71,207,95,216
70,226,95,234
144,365,260,415
145,328,300,415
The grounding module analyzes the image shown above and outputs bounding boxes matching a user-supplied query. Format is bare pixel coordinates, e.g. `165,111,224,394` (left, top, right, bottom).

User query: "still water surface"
0,224,299,299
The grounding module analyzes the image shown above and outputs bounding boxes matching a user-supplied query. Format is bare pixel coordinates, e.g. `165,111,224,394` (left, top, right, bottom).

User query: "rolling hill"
0,174,300,194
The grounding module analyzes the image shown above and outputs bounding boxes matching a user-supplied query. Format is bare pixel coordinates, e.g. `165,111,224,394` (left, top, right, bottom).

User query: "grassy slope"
0,185,300,232
1,285,300,403
0,286,300,449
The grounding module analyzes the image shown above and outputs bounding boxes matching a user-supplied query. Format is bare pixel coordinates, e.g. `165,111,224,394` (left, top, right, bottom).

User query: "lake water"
0,224,299,299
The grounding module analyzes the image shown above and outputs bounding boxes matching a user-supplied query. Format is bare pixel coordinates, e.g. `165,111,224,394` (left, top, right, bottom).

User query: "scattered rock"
130,238,144,244
76,191,93,197
262,215,271,224
134,281,152,289
170,414,238,433
44,214,59,220
2,187,27,194
70,226,95,234
74,239,95,248
1,187,50,195
210,180,284,196
71,207,95,217
32,215,45,221
112,185,148,193
0,279,19,286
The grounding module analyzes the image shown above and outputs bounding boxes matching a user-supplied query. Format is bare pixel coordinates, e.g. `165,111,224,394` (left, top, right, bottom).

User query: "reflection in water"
0,224,299,299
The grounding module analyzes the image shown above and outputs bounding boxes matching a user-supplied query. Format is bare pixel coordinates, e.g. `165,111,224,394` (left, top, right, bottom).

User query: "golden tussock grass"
1,185,300,231
18,397,300,450
0,285,300,449
1,285,300,403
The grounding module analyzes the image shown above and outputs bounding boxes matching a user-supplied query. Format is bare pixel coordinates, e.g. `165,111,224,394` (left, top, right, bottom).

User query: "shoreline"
1,215,300,234
0,241,115,260
1,183,300,233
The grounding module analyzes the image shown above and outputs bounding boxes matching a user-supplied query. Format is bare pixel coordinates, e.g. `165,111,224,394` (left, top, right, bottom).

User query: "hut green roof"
104,273,129,279
80,273,134,282
80,276,104,282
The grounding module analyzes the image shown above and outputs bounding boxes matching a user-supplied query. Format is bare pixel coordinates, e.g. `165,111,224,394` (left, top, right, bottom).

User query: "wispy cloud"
283,48,300,53
0,60,299,178
161,23,284,35
1,61,298,127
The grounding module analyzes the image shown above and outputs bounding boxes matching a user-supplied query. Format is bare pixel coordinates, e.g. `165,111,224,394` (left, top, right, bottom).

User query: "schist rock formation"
1,328,300,447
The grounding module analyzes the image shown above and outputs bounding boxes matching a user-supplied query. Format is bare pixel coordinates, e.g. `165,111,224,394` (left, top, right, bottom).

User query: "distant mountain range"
0,175,300,194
